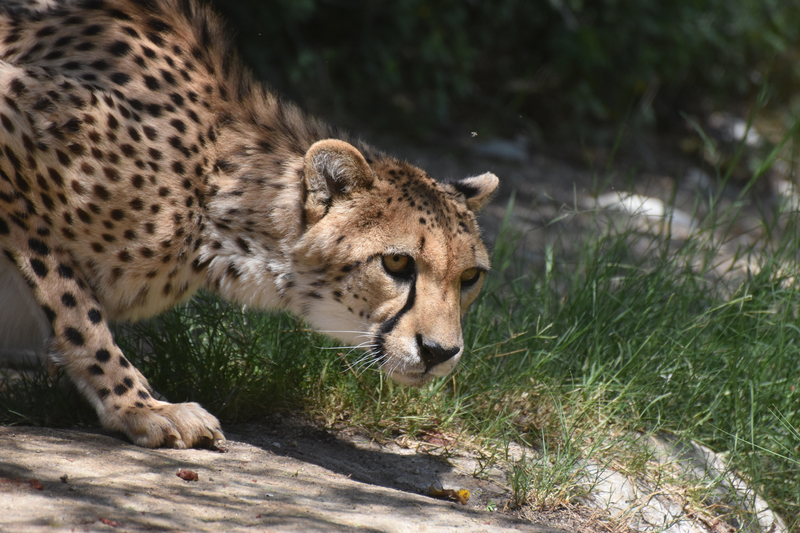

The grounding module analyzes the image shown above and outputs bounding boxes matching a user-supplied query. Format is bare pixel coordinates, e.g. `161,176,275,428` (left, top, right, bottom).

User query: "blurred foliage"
211,0,800,135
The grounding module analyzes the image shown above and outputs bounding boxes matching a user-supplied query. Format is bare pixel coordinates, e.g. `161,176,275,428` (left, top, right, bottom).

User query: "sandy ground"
0,423,581,533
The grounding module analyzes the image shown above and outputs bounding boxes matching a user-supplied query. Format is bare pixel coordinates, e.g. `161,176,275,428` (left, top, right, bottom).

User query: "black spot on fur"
110,72,131,86
28,238,50,256
30,258,48,278
64,327,85,346
108,9,133,21
93,184,110,200
47,168,64,187
103,167,121,181
108,40,131,57
9,79,26,95
148,17,171,33
90,59,110,71
68,142,87,155
120,144,137,158
42,305,56,323
61,292,77,308
144,75,160,90
56,150,72,166
146,31,165,47
235,237,250,254
57,263,74,278
36,26,57,38
156,67,175,84
0,114,15,134
88,309,102,323
143,126,158,140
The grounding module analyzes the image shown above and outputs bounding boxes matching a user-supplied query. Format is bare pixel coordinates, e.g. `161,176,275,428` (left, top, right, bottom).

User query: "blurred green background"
211,0,800,138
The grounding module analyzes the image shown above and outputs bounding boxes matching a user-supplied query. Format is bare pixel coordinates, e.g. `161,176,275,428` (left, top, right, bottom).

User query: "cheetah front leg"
1,240,223,448
0,60,222,447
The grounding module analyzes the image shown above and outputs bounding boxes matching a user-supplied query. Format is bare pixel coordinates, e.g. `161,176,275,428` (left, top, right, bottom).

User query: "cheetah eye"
460,268,481,288
382,254,414,278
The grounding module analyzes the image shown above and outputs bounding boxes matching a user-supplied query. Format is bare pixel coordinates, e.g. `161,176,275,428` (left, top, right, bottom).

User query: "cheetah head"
294,140,498,386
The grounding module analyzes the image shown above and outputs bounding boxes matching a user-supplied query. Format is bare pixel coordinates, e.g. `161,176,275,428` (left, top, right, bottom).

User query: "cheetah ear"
444,172,499,212
303,139,374,225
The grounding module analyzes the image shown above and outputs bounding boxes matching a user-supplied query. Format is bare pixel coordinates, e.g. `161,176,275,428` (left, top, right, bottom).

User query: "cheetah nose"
417,335,461,371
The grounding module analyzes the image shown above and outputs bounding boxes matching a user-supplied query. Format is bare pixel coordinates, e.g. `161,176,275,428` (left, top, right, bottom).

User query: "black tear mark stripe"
378,276,417,339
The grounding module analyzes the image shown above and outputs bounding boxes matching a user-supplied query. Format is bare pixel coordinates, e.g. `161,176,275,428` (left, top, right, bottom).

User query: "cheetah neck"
196,116,319,312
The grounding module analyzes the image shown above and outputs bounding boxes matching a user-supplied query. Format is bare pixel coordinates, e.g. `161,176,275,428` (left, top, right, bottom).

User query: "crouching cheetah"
0,0,498,448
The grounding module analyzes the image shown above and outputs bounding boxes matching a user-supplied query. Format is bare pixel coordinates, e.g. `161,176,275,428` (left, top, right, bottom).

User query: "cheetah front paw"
101,400,225,449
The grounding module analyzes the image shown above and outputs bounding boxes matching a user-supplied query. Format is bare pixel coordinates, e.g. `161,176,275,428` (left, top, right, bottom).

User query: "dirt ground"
0,420,609,533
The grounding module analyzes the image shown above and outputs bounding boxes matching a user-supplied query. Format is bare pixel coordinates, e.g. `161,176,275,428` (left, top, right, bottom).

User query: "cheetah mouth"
375,344,461,387
383,360,457,387
385,368,435,387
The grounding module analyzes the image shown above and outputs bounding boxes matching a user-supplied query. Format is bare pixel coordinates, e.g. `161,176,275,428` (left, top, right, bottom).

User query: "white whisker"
344,346,383,376
316,339,376,351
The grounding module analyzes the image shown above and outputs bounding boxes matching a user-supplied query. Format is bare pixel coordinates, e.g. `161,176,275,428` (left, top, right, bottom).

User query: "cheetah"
0,0,499,448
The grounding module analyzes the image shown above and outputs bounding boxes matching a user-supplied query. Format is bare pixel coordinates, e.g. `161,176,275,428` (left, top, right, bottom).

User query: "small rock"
471,136,528,163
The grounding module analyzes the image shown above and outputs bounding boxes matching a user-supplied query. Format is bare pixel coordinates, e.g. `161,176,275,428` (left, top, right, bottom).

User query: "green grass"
3,159,800,530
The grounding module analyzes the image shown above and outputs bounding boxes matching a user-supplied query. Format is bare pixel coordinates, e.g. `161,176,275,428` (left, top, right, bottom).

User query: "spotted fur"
0,0,499,448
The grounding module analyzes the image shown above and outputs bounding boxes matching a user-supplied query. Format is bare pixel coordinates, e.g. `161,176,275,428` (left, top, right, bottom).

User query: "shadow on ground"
0,425,570,533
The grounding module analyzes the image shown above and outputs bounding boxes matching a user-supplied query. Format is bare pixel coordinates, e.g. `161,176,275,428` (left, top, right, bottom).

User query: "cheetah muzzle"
0,0,499,448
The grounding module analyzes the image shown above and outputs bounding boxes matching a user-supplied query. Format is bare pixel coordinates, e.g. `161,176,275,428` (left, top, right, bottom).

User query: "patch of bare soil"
231,417,619,532
0,422,612,533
